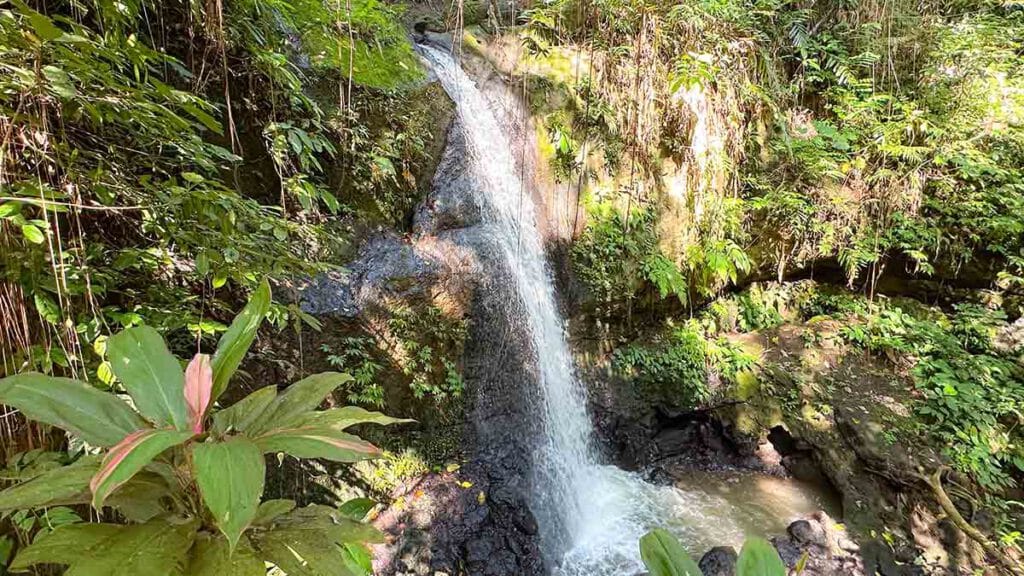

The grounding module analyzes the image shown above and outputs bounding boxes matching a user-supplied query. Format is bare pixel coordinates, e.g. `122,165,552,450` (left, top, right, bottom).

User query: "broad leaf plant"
640,528,787,576
0,280,409,575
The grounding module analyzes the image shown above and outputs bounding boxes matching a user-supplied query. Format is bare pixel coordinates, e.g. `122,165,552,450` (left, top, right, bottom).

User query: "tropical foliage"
0,0,428,393
525,0,1023,308
801,290,1024,490
0,281,407,574
639,528,786,576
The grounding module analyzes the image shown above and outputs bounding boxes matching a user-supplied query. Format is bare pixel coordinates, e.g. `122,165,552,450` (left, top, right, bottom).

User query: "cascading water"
420,45,754,574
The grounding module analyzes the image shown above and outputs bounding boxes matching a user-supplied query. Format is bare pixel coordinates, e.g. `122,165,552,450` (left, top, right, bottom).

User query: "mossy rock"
306,77,455,230
718,321,952,567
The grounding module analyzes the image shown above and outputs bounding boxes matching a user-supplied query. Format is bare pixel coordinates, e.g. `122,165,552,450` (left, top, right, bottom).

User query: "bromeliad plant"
0,280,408,575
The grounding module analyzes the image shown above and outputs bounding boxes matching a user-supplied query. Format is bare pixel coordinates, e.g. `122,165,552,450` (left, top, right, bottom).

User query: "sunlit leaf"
192,438,265,551
90,428,192,508
211,279,270,401
639,528,702,576
21,223,45,244
0,373,145,447
255,426,379,462
0,456,99,511
107,325,190,430
248,372,353,435
290,406,414,431
736,537,786,576
212,385,278,434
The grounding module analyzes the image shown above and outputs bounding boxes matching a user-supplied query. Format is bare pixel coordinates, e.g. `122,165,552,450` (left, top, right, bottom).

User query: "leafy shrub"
357,448,430,496
822,297,1024,489
0,0,355,388
338,82,451,226
573,204,689,314
701,284,785,333
614,324,709,408
387,305,467,401
323,338,386,408
0,281,408,574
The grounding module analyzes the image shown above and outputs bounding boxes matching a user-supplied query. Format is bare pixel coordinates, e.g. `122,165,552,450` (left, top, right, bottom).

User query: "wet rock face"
373,464,543,576
303,49,547,573
414,125,484,234
303,204,546,575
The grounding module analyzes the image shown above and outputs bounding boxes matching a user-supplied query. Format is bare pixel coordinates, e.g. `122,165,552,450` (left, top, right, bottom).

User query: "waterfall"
421,45,748,575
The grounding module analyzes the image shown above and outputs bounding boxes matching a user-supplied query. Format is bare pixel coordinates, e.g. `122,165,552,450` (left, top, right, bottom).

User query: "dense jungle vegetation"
520,0,1024,568
0,0,442,570
0,0,1022,573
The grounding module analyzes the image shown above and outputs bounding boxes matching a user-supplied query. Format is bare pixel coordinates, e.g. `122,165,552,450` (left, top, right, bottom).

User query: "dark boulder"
699,546,737,576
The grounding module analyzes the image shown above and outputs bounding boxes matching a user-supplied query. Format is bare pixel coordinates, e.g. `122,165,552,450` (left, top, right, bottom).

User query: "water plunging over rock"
335,44,850,576
419,44,760,576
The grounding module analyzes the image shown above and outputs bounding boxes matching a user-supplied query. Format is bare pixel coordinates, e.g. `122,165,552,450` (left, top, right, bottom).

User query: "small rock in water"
788,519,827,547
698,546,738,576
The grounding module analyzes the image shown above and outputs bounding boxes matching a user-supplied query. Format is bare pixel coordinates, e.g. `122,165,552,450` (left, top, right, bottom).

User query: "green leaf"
248,372,353,435
181,102,224,135
338,498,376,521
195,251,210,275
21,223,45,244
255,426,379,462
13,519,196,575
188,533,265,576
211,279,270,401
0,202,21,218
107,325,190,429
10,523,122,570
212,385,277,435
0,456,99,511
33,293,60,324
736,537,786,576
639,528,703,576
0,373,145,447
14,1,64,42
105,471,172,522
249,505,382,576
192,438,265,551
213,271,228,289
342,542,374,575
253,499,296,526
42,65,76,99
91,428,193,508
96,361,115,386
291,406,414,431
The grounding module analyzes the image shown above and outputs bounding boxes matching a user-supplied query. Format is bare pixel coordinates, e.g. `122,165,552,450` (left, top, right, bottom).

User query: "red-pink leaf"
184,353,212,434
90,430,148,495
89,428,193,508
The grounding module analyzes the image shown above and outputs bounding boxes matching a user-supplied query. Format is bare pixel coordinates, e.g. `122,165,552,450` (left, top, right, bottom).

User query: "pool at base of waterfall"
550,465,841,576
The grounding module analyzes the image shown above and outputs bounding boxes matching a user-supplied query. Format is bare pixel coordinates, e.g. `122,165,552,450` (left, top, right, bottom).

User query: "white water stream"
420,45,817,575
